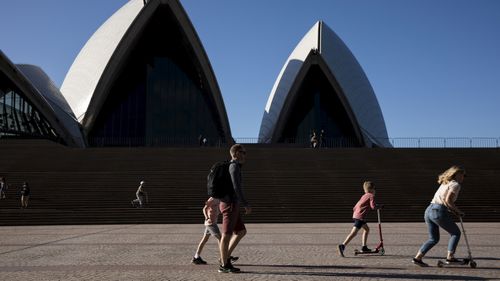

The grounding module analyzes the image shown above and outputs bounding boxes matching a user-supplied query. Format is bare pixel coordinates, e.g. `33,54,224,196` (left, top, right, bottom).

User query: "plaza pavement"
0,223,499,281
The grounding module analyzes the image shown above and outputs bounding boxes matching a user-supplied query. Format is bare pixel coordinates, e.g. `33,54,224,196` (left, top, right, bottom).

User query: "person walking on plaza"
131,180,148,208
338,181,378,257
0,177,8,199
218,144,251,273
20,182,30,208
192,197,221,264
412,166,466,267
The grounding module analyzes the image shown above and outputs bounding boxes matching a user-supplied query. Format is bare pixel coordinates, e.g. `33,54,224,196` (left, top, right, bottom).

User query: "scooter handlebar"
453,210,465,218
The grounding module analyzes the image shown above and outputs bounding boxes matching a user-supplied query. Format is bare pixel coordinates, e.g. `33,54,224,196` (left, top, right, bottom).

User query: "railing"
386,137,500,148
67,136,500,148
87,137,229,147
86,136,360,148
235,137,359,148
234,137,500,148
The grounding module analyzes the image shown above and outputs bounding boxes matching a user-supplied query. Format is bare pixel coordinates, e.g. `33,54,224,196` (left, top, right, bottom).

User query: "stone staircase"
0,140,498,225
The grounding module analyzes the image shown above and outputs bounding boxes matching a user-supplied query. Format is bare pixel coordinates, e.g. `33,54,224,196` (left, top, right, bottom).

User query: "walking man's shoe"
218,262,240,273
219,256,240,265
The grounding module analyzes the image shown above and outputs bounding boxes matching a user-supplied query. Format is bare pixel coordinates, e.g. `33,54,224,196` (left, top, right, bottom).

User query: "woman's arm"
443,190,462,215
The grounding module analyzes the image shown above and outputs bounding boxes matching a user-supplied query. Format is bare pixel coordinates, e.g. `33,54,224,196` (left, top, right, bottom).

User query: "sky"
1,0,499,140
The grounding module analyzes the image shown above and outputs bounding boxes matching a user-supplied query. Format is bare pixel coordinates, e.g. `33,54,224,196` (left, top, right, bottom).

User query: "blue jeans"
419,203,461,255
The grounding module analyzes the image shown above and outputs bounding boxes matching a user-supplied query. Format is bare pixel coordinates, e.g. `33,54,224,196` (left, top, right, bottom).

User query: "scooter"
437,215,477,268
354,207,385,256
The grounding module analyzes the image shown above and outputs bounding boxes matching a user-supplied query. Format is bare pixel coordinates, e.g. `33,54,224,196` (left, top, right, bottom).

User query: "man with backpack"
212,144,251,273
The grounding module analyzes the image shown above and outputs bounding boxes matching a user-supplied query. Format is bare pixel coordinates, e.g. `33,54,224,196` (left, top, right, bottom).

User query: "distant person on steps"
20,182,30,208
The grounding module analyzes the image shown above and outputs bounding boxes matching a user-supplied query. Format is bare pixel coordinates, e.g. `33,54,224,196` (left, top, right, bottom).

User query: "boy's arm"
202,205,209,220
370,195,376,210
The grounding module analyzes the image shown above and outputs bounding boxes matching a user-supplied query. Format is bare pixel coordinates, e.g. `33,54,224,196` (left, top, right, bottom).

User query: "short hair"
438,165,465,185
230,144,245,157
363,181,375,192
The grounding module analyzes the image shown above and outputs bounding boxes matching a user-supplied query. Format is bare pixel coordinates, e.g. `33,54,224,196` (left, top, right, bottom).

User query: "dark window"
0,71,60,142
280,65,360,147
88,5,224,146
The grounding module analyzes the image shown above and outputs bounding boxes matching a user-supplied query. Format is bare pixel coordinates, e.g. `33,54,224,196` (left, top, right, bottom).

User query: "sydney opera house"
0,52,85,147
0,0,390,148
259,21,390,147
1,0,499,226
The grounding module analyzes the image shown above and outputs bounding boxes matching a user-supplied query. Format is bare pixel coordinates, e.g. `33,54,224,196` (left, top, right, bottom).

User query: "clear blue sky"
1,0,499,139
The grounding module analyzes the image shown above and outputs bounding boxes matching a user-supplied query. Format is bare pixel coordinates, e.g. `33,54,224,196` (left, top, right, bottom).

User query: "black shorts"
353,219,367,229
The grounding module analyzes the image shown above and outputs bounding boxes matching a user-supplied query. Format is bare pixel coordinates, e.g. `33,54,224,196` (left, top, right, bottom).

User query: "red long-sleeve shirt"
352,193,376,220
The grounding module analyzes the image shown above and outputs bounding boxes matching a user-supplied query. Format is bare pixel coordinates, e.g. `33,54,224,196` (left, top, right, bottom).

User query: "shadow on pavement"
240,269,487,280
239,264,402,270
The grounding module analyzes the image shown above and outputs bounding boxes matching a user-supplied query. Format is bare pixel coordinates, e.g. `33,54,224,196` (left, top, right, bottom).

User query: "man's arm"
229,163,249,208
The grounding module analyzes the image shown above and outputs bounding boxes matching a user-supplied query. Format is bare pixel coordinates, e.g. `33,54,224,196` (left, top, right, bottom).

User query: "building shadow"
238,264,488,280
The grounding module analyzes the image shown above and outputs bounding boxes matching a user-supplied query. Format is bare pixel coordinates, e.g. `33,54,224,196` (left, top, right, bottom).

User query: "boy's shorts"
220,201,246,235
204,223,221,236
353,219,367,229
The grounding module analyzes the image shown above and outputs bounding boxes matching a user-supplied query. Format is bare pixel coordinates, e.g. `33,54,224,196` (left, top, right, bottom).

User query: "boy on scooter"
338,181,377,257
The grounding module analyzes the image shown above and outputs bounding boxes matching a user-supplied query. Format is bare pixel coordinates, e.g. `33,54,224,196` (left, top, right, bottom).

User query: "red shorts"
219,201,246,235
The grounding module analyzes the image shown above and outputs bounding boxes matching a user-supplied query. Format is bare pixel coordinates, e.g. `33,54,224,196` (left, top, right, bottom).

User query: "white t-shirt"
431,180,461,205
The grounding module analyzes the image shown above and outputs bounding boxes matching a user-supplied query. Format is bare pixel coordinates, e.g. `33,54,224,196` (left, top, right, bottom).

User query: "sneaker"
446,257,462,263
412,258,429,267
218,263,240,273
219,256,239,265
337,244,345,257
361,246,372,253
191,257,207,265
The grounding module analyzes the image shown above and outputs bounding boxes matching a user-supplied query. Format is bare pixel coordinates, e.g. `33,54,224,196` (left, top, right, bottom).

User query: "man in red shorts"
218,144,252,273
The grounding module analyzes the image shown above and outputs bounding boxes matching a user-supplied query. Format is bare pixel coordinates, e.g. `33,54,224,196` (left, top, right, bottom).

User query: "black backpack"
207,161,234,198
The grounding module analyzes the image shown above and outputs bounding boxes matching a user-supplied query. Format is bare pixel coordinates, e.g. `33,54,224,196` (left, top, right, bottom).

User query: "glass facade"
88,5,224,146
280,65,360,147
0,72,60,142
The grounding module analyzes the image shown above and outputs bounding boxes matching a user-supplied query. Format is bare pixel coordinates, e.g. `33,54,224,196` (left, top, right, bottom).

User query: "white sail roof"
259,21,390,147
60,0,143,121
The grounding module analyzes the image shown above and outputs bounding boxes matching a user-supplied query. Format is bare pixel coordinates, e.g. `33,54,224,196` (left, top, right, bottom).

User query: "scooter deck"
353,248,385,255
437,258,476,268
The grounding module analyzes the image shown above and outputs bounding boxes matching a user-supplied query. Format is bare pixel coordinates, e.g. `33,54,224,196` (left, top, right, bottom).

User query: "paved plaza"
0,223,499,280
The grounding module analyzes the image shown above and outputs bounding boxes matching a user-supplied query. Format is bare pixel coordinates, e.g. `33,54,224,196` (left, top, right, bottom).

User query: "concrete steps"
0,140,499,225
